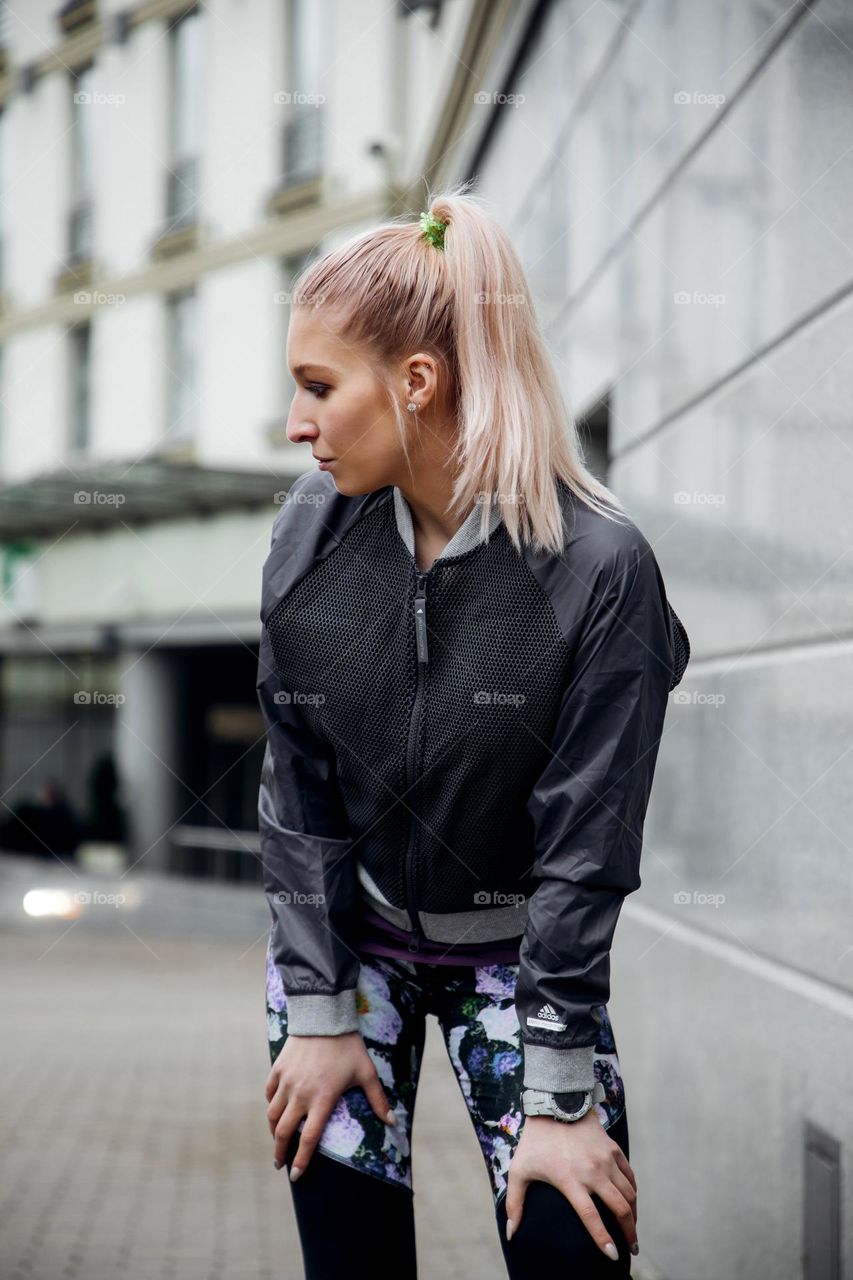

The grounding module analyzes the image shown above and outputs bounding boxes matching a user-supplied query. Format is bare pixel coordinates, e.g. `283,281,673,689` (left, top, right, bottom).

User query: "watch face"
553,1091,589,1112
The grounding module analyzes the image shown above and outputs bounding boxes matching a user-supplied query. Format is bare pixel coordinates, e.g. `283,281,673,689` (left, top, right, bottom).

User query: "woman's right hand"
505,1110,639,1262
265,1031,397,1179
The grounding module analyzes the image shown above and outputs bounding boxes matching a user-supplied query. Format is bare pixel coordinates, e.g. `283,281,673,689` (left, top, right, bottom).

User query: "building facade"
449,3,853,1278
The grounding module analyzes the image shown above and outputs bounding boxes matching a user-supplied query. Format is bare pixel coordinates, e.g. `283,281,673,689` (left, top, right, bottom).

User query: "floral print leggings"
265,939,626,1210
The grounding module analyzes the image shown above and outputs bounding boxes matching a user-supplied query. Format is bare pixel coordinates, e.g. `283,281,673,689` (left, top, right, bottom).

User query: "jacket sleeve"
256,506,362,1037
517,532,685,1096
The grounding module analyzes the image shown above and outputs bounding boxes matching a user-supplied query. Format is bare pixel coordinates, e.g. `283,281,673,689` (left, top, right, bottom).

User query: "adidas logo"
526,1002,567,1033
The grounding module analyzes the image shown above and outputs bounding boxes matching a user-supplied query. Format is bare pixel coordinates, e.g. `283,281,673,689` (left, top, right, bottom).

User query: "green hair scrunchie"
419,210,448,250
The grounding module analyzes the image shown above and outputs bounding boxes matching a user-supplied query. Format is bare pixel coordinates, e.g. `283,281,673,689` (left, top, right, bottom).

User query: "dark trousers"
285,1105,633,1278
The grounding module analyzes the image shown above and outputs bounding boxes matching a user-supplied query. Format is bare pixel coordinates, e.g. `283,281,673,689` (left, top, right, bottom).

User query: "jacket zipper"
404,569,429,952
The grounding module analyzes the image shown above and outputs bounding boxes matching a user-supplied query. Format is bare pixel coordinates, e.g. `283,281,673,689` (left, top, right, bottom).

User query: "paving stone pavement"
0,861,510,1280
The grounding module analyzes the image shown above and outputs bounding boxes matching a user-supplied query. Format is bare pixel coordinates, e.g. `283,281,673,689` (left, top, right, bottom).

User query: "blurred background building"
1,2,851,1277
0,0,470,881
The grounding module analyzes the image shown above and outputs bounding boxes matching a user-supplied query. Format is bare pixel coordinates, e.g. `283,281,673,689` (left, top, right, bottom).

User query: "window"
69,64,95,265
281,0,325,187
69,323,91,453
167,8,201,230
398,0,444,25
58,0,99,38
165,289,197,445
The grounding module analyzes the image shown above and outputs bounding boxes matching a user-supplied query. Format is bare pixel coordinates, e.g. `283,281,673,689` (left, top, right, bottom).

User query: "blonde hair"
291,179,628,556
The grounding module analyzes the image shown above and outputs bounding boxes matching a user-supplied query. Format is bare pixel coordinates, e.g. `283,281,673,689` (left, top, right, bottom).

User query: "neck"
391,441,469,540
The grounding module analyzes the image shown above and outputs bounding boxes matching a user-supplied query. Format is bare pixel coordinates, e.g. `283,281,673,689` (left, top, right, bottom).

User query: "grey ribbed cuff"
285,989,359,1036
522,1042,596,1092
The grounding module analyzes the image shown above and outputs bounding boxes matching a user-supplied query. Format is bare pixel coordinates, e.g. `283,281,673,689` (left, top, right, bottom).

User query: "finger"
611,1149,638,1224
504,1170,527,1242
609,1168,638,1229
591,1180,636,1253
266,1075,289,1137
612,1147,637,1193
264,1066,279,1104
558,1182,623,1263
359,1067,398,1126
287,1104,334,1181
273,1101,303,1170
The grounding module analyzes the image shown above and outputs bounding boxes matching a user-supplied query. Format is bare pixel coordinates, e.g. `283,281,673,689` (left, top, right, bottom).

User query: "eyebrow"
292,363,337,379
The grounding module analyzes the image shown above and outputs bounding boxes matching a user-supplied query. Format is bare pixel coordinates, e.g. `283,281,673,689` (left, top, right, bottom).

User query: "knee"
497,1180,631,1277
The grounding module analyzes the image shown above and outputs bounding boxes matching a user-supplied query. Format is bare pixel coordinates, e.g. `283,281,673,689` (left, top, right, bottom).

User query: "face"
285,304,441,495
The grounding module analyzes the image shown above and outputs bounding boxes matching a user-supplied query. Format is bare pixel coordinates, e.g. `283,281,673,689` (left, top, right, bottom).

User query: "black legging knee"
285,1110,632,1279
285,1132,417,1279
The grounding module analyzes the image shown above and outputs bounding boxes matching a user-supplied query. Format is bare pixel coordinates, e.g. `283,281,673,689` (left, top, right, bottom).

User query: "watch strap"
522,1079,606,1121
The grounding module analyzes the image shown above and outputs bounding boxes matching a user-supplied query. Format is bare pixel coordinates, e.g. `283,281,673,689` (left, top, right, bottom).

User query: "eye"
306,383,329,399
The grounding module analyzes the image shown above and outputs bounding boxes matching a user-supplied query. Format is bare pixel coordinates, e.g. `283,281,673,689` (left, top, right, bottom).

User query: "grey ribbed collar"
392,486,502,564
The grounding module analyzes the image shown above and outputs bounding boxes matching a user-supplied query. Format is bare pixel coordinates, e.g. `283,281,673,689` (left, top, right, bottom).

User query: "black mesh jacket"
256,468,690,1093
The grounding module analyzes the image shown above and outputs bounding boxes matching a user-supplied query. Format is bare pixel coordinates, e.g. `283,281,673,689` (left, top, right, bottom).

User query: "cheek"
321,406,362,456
326,391,399,457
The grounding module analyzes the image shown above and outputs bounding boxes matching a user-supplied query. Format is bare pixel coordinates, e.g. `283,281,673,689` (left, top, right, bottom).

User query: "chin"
328,470,386,497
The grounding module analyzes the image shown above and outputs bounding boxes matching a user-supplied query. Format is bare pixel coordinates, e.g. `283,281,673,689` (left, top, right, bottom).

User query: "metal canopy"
0,458,291,540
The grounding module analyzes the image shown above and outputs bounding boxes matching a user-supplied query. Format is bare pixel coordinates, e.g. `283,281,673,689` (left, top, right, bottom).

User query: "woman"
257,184,690,1278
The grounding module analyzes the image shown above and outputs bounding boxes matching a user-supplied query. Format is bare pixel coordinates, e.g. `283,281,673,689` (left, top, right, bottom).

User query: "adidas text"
526,1002,567,1032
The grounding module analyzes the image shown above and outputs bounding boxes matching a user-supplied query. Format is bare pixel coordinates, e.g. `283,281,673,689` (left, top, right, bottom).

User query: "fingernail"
290,1165,303,1182
631,1241,640,1255
505,1219,514,1242
273,1158,282,1170
604,1242,619,1261
386,1109,397,1125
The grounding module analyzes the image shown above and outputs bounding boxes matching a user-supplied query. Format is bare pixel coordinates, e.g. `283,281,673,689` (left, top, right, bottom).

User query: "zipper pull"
414,573,429,664
408,918,424,953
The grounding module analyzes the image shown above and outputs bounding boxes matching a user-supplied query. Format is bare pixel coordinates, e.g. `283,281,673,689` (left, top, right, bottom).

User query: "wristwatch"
522,1079,606,1121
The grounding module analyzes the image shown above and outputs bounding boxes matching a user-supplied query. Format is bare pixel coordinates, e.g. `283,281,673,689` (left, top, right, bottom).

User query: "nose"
285,404,319,448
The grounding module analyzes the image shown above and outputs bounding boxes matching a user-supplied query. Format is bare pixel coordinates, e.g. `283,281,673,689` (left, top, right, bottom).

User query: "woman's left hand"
504,1110,639,1262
